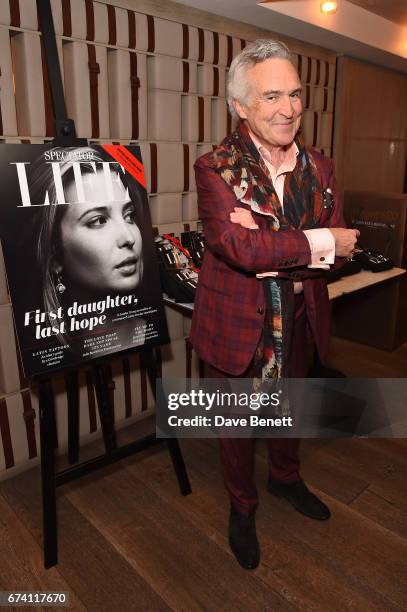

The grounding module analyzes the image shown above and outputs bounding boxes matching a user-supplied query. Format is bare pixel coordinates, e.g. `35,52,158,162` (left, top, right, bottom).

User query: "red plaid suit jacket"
189,145,346,375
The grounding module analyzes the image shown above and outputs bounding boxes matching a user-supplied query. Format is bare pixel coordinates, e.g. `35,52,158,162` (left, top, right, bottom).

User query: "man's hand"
328,228,360,258
230,207,259,229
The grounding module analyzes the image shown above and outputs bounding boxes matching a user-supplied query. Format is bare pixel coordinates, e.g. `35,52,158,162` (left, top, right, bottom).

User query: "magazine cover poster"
0,144,169,378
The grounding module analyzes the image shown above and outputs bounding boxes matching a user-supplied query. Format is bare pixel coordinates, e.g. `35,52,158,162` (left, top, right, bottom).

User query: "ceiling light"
320,1,338,14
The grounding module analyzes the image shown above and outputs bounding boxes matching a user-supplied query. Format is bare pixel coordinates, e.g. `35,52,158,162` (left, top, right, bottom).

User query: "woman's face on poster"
59,168,143,294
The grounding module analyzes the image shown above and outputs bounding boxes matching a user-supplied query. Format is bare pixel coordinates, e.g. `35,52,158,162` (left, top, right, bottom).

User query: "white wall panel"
148,91,181,141
186,25,199,61
155,222,184,236
165,305,184,341
63,41,109,139
153,17,183,58
63,41,91,137
0,304,21,395
0,30,18,136
0,3,11,26
182,193,198,221
211,98,228,143
93,2,109,43
161,337,187,379
314,87,335,113
3,393,35,471
148,56,197,94
198,65,226,98
108,50,147,141
149,193,182,225
155,143,184,193
69,0,87,39
12,33,45,137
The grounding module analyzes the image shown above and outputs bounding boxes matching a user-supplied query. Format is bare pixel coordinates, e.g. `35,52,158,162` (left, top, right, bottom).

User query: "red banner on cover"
101,144,147,189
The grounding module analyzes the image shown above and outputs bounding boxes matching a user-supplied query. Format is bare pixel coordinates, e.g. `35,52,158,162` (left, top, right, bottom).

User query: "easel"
36,0,191,569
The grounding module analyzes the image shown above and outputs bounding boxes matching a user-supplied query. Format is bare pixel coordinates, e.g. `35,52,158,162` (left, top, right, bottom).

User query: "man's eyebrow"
262,89,282,96
261,87,302,96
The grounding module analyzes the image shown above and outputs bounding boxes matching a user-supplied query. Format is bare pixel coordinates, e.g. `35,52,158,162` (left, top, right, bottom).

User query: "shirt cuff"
303,228,335,267
256,271,278,278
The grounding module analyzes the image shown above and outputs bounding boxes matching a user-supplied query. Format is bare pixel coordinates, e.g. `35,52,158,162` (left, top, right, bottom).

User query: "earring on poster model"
55,271,66,294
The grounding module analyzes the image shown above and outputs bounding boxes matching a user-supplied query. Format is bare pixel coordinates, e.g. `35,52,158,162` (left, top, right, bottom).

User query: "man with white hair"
189,39,358,569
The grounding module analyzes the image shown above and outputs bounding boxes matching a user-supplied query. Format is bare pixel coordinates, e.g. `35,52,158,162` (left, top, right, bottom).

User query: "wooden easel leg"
165,438,192,496
66,371,80,464
141,347,192,496
93,364,117,452
39,379,58,568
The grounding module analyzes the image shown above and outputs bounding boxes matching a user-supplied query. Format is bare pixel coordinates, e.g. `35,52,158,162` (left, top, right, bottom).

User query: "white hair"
227,39,296,119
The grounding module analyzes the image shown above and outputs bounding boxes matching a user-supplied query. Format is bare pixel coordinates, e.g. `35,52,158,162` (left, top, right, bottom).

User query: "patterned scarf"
210,121,325,379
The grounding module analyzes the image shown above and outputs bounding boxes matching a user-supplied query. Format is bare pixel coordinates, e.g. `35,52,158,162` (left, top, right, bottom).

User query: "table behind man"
189,39,358,570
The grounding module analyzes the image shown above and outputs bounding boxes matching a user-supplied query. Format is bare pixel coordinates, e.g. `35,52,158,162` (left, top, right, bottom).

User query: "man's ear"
233,99,248,120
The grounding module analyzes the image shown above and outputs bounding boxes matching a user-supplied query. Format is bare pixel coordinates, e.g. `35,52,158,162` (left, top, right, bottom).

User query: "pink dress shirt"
248,131,335,292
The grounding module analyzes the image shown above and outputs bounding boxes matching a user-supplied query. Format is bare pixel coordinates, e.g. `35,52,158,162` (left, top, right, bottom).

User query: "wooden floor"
328,335,407,378
0,338,407,611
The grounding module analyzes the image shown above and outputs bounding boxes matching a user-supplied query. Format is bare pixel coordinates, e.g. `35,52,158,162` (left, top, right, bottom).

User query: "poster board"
0,144,169,378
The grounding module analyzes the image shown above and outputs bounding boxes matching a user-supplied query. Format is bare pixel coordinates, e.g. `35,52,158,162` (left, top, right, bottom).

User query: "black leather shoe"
228,506,260,570
268,479,331,520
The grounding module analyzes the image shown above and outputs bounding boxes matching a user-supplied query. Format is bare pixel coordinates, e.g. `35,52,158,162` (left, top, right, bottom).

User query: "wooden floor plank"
350,487,407,540
191,437,407,609
328,336,407,377
368,483,407,517
1,414,407,612
120,447,324,612
0,494,86,612
308,439,407,501
362,438,407,466
254,452,407,610
207,438,407,610
386,438,407,449
257,519,401,612
256,439,369,505
125,439,403,612
128,440,400,612
63,458,294,612
61,434,407,612
0,470,172,612
195,437,371,509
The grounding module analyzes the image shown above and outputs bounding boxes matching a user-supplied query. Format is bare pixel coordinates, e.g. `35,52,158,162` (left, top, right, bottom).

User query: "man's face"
234,58,302,149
